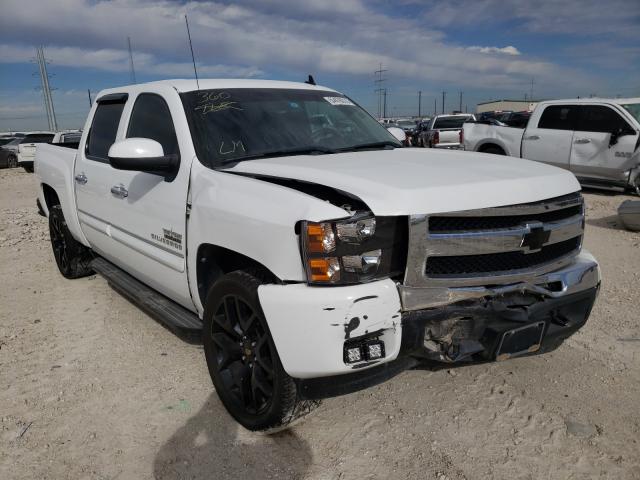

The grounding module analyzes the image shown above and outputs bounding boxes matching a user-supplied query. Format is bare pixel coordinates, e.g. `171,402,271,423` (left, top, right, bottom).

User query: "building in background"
476,99,538,113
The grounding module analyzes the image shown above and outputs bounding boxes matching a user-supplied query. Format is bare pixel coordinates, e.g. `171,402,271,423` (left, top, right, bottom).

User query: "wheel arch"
477,142,507,155
41,183,61,213
195,243,282,310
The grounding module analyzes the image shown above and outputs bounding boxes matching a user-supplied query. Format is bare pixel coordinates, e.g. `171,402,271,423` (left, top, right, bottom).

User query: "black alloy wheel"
50,209,70,273
203,270,320,432
211,293,275,415
48,205,93,278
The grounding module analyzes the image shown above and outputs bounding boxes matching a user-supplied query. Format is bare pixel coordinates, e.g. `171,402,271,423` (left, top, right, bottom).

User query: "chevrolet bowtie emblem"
520,225,550,252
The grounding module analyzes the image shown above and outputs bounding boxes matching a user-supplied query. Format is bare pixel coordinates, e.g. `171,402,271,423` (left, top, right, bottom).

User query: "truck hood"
227,148,581,216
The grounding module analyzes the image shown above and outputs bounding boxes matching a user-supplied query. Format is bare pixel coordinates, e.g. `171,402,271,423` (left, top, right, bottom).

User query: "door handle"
524,135,540,140
110,184,128,198
74,173,88,185
574,138,591,144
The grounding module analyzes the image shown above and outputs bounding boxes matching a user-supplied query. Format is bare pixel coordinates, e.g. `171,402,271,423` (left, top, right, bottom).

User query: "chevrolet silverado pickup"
35,79,600,432
464,98,640,194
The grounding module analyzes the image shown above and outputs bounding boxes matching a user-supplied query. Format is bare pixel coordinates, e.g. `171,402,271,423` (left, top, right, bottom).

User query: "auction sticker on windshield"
324,96,355,106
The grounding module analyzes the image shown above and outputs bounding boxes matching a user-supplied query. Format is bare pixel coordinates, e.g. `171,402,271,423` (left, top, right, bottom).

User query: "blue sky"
1,0,639,131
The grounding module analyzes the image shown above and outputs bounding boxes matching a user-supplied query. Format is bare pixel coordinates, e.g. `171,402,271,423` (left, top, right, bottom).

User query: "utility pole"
127,36,137,84
442,91,446,114
458,91,463,112
35,48,52,131
529,77,534,101
434,98,437,116
418,90,422,117
383,88,387,118
374,63,387,119
36,47,57,131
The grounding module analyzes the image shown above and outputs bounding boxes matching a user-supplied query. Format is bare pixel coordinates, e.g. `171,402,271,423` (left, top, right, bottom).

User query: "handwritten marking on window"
219,140,246,155
195,91,243,115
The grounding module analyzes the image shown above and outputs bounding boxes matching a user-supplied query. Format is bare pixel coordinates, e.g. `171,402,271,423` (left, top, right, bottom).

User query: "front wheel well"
195,244,280,307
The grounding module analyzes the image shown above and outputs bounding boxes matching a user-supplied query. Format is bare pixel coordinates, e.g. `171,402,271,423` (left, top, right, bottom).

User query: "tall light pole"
442,91,446,114
418,90,422,117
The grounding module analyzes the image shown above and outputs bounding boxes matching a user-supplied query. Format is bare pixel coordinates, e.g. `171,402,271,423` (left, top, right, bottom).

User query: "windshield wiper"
219,146,336,165
334,141,399,153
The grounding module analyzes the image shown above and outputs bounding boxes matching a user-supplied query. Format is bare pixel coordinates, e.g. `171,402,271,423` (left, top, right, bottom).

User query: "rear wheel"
8,155,17,168
203,270,320,432
49,205,93,278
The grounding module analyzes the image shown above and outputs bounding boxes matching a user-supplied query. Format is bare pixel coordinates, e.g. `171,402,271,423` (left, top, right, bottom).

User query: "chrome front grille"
404,192,584,288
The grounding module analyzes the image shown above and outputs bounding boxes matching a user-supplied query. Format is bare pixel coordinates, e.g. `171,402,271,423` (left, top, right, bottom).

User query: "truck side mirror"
386,127,406,143
108,138,179,176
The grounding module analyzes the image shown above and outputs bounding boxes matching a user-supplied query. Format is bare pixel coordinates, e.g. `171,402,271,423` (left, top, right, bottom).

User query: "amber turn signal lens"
308,257,340,282
305,222,336,253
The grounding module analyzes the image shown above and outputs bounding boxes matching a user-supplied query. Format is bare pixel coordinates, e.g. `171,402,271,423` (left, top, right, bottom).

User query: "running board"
91,257,202,335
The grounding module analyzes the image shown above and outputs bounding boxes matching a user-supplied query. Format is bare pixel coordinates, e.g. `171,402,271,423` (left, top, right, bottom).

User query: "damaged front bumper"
259,251,599,399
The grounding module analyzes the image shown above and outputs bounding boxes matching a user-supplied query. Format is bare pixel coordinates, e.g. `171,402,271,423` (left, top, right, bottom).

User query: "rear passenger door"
569,105,639,185
521,105,577,170
75,94,128,260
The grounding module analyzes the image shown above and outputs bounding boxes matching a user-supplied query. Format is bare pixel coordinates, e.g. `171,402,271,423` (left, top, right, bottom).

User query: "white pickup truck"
36,79,600,432
464,98,640,194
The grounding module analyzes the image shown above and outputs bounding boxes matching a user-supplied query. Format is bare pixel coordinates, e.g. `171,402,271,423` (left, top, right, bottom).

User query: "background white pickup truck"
464,98,640,193
35,79,600,432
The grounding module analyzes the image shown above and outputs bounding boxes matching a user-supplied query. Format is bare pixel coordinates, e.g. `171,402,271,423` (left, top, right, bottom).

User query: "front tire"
49,205,93,278
203,270,320,432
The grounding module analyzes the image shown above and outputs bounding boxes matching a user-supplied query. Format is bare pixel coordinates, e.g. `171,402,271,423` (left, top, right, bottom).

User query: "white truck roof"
95,79,338,100
537,97,640,106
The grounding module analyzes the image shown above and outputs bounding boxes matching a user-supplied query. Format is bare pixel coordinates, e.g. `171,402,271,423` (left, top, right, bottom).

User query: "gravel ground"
1,167,639,480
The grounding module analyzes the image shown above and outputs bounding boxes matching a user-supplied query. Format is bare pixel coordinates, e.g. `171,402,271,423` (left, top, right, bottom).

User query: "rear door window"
576,105,632,133
21,134,54,144
126,93,179,156
86,97,127,161
537,105,577,131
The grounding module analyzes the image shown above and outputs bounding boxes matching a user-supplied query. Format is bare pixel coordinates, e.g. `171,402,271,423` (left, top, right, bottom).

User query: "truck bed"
463,123,524,156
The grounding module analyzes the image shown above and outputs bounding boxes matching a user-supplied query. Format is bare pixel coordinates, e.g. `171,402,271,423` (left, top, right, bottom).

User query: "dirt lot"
1,167,639,480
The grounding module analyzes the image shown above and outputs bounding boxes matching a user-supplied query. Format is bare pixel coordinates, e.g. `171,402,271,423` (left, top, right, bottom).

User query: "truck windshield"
620,103,640,124
181,88,400,167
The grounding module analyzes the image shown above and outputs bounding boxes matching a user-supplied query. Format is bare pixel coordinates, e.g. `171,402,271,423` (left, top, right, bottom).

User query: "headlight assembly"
300,213,407,285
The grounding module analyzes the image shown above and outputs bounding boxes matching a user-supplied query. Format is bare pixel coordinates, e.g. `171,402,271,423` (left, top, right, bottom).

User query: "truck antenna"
305,75,316,85
184,14,200,90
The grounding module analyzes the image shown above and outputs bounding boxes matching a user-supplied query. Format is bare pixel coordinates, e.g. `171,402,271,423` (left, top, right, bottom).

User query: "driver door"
569,104,639,185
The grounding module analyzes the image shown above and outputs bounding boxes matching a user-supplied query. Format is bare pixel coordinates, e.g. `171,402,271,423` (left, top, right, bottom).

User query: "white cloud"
467,46,521,56
0,0,591,92
0,44,263,78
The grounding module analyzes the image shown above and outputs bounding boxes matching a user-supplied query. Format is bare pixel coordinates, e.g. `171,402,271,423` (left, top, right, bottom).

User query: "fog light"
365,341,385,360
345,346,362,363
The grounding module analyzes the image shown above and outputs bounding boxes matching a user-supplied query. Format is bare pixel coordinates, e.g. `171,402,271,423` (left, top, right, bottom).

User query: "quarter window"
86,99,126,161
576,105,632,134
538,105,577,131
127,93,179,156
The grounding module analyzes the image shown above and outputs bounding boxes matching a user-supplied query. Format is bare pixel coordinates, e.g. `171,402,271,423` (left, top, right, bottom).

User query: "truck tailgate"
437,129,461,144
